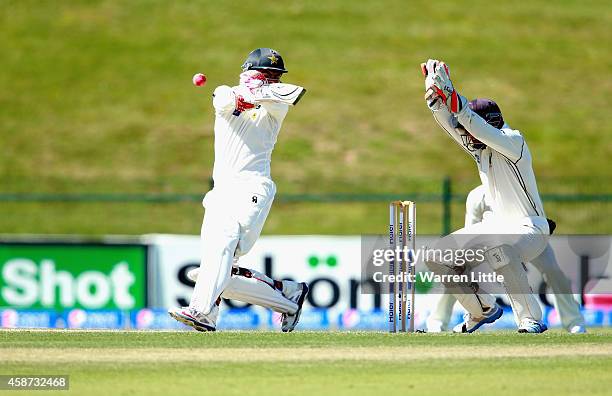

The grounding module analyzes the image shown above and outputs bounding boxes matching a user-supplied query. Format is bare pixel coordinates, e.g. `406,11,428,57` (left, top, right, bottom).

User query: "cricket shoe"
518,318,548,334
453,304,503,333
281,281,309,332
168,306,217,332
569,324,587,334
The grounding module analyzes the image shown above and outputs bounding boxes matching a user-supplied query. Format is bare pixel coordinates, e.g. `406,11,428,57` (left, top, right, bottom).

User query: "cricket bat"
253,83,306,106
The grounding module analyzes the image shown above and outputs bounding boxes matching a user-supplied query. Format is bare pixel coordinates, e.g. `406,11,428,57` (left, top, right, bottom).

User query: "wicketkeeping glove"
429,62,467,113
421,59,443,110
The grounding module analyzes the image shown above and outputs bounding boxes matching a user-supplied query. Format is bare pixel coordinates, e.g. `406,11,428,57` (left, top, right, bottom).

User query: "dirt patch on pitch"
2,345,611,363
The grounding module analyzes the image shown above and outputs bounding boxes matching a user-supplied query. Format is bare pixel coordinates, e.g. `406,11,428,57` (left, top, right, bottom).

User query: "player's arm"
457,110,524,161
426,61,524,161
422,59,477,158
212,85,237,115
243,73,296,119
430,106,474,154
236,72,293,121
212,85,256,117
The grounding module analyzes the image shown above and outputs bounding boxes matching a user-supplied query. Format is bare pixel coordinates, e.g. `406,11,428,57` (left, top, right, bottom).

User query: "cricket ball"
192,73,207,87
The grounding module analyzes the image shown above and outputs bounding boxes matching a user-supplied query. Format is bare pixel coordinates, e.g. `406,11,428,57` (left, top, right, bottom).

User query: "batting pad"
222,267,298,314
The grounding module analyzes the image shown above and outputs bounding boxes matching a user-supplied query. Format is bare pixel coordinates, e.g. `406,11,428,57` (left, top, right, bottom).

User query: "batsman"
421,59,553,333
169,48,309,332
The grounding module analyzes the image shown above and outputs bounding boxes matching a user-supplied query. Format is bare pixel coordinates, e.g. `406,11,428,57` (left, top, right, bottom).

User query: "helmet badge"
267,54,278,64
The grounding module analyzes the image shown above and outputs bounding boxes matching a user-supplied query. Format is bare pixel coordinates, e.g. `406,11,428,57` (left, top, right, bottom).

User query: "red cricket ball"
192,73,207,87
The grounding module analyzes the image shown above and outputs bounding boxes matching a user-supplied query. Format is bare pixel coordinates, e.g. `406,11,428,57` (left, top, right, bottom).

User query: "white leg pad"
222,267,298,314
530,244,584,329
425,260,496,317
485,244,542,324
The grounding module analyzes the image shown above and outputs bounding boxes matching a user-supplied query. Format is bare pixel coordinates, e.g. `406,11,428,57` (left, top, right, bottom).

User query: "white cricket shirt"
211,85,289,186
432,105,547,223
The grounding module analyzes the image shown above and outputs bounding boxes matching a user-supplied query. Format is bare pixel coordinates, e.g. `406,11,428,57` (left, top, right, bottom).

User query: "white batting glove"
239,70,267,92
430,62,467,113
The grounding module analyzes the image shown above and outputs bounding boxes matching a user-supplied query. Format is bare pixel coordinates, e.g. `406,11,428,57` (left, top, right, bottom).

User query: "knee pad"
485,244,521,270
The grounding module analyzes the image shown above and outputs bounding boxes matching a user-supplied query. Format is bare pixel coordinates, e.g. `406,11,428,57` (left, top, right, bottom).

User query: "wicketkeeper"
169,48,309,332
426,184,586,334
422,59,552,333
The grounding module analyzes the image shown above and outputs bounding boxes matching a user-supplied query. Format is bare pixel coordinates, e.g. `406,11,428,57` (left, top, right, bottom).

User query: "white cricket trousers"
426,215,550,324
189,178,276,315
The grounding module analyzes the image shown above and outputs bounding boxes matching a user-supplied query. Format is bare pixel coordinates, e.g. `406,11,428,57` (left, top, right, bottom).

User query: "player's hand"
421,59,441,91
235,94,255,113
232,86,256,115
430,61,467,113
240,70,267,92
421,59,442,110
421,59,441,79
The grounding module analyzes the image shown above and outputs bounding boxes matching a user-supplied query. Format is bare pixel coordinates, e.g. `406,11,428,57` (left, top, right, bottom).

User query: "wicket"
388,201,416,332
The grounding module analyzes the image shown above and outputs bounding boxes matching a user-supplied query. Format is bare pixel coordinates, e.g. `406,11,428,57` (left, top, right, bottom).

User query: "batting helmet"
241,48,288,73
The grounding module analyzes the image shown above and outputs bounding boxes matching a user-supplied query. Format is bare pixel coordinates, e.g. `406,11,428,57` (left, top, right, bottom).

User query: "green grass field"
1,330,612,395
1,1,610,235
